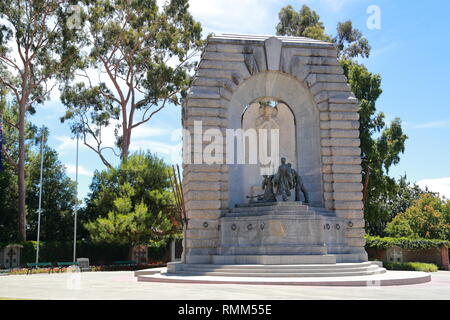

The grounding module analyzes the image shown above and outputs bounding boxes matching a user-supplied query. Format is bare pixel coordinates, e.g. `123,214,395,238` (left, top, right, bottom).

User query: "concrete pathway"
0,271,449,300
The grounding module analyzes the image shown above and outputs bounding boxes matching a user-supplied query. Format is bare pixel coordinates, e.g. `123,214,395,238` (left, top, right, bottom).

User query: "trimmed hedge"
365,236,449,250
7,262,166,275
20,241,130,265
0,241,170,266
383,262,439,272
91,262,165,272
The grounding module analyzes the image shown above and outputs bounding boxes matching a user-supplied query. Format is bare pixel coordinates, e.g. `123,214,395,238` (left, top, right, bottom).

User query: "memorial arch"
182,34,367,265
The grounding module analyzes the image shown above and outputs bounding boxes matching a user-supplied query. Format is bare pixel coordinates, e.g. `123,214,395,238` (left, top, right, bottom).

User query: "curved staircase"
135,262,432,286
165,261,386,278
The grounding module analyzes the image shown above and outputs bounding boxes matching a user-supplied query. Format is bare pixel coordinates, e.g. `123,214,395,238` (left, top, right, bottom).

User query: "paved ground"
0,271,449,300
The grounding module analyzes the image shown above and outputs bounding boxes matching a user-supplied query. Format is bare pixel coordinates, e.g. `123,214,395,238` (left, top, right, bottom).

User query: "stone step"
161,262,391,280
224,210,319,218
211,254,337,265
334,253,369,263
229,204,312,214
134,267,167,276
167,269,386,278
218,244,329,255
229,206,315,213
180,265,380,274
233,202,310,209
225,207,337,218
137,268,431,286
178,261,374,270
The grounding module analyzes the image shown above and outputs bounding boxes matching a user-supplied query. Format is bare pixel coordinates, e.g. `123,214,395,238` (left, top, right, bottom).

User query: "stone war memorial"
136,34,430,285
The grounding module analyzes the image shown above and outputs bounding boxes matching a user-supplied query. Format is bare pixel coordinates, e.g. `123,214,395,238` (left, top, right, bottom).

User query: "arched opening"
227,71,323,208
240,99,297,201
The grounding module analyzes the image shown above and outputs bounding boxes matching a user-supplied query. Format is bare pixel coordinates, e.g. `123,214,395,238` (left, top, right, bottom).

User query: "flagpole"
0,115,3,172
36,128,45,263
73,134,79,263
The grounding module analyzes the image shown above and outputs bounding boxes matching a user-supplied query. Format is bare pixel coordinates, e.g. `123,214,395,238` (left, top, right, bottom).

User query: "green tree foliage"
0,0,81,240
81,152,179,251
341,59,408,235
0,100,37,242
385,194,450,240
0,103,77,242
334,21,371,59
26,147,78,241
276,5,408,235
276,5,330,41
371,176,437,235
0,159,19,242
85,190,173,258
60,0,203,167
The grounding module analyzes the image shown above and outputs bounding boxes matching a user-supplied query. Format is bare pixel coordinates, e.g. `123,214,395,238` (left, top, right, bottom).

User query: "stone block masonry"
182,34,366,264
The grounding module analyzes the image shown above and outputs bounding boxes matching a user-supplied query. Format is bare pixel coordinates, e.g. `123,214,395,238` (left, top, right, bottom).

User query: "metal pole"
73,134,79,263
36,128,45,263
363,165,372,205
176,165,188,264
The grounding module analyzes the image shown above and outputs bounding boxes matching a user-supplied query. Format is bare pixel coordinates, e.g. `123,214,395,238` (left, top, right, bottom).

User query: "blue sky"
28,0,450,201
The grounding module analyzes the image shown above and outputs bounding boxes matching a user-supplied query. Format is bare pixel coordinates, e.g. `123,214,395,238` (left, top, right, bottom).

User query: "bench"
26,262,54,274
56,262,80,273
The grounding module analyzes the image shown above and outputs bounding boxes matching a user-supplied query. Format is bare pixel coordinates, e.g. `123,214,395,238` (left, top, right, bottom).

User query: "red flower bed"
91,262,166,272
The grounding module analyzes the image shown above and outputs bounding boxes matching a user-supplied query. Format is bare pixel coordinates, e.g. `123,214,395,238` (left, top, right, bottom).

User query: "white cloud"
55,136,77,152
188,0,278,34
130,139,182,164
56,117,173,169
65,164,93,177
414,120,450,129
182,0,359,36
417,177,450,199
55,122,116,151
317,0,356,12
297,0,357,13
132,126,168,139
371,42,401,58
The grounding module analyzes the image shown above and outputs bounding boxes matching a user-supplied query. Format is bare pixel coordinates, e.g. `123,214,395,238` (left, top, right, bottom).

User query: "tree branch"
81,132,113,169
131,99,167,129
0,78,21,103
2,117,19,130
0,56,22,74
2,148,18,172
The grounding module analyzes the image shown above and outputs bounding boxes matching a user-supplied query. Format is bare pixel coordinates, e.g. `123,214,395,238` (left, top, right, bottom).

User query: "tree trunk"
18,101,26,241
121,125,130,162
128,244,134,261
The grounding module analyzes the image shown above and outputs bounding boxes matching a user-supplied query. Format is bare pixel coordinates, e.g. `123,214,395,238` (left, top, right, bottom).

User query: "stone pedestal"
187,202,367,264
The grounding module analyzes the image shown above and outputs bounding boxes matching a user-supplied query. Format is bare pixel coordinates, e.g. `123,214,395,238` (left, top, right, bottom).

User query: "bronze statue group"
257,157,309,204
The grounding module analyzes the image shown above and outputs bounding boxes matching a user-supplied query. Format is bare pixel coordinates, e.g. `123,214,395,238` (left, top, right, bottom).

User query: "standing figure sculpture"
261,175,277,202
273,157,294,201
288,163,309,204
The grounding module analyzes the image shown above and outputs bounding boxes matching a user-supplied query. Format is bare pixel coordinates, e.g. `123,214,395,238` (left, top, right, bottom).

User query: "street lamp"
73,134,79,263
36,128,45,263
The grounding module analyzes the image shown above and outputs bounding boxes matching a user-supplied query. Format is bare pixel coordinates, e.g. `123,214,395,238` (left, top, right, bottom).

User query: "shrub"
365,236,449,250
90,262,165,272
8,268,57,275
383,262,438,272
7,240,170,266
19,241,130,265
5,262,166,275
